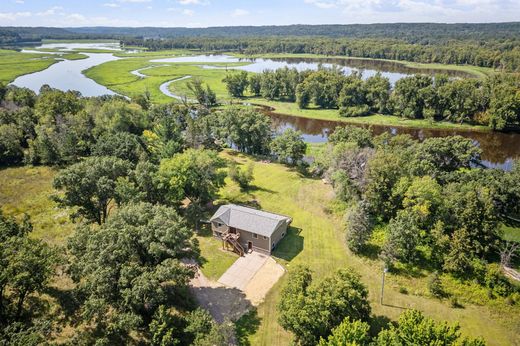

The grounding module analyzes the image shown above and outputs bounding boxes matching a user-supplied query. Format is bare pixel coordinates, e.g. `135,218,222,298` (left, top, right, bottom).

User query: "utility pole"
381,267,388,305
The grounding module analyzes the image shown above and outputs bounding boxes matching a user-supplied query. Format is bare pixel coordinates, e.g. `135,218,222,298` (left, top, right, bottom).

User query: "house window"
282,232,286,238
217,222,222,227
252,233,258,239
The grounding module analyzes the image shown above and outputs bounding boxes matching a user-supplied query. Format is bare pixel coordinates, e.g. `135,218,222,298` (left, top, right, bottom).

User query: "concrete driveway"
218,252,269,290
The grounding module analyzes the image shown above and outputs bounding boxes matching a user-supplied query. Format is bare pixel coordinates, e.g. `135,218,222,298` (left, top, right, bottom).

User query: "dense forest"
1,76,519,343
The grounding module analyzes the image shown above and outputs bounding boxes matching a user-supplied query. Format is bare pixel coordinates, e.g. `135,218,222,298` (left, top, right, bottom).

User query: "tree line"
124,35,520,72
222,68,520,130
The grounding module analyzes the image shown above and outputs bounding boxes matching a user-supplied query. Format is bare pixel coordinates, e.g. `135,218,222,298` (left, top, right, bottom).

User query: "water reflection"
267,111,520,170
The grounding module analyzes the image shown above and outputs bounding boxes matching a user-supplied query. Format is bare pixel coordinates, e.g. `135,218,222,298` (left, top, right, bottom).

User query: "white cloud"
0,11,31,21
36,6,63,17
304,0,336,9
231,9,250,17
177,0,209,5
103,3,120,8
183,9,195,16
117,0,151,3
14,0,24,4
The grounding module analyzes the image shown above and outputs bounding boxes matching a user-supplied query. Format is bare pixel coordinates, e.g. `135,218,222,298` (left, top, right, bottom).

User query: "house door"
248,241,253,252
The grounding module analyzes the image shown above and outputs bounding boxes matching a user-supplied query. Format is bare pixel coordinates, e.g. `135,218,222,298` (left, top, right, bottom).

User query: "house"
210,204,292,255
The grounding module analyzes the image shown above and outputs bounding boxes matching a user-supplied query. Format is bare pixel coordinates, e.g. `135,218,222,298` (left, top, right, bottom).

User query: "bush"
428,272,445,298
339,105,370,117
398,286,408,294
484,263,513,297
229,162,254,190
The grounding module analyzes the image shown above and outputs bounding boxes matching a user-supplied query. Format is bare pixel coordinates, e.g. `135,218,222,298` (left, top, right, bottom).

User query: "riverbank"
245,98,492,132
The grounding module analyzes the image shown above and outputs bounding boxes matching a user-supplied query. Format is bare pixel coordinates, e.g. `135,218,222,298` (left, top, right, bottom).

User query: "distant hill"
64,23,520,41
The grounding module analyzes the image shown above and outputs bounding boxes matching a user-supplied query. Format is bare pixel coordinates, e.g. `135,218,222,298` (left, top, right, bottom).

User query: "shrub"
339,105,370,117
229,162,254,190
428,272,445,298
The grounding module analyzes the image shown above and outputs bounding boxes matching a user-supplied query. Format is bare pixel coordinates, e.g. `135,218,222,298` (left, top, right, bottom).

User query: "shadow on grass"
190,285,253,323
370,315,393,336
44,286,81,322
235,308,261,346
273,226,304,262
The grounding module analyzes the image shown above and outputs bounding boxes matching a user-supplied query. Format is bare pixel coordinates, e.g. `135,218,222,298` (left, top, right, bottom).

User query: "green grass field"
204,150,520,346
0,49,59,83
0,166,74,245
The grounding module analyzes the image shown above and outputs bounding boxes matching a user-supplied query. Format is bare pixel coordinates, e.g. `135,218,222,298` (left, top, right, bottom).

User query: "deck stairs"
222,230,245,256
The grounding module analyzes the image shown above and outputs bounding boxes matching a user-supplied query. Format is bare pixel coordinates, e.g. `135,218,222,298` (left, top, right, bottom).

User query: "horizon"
1,0,520,28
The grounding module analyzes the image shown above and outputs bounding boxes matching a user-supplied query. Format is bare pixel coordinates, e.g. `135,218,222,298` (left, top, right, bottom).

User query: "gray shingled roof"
210,204,291,237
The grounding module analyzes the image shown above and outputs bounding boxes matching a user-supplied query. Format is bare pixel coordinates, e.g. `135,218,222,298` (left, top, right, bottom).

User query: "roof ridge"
228,204,289,220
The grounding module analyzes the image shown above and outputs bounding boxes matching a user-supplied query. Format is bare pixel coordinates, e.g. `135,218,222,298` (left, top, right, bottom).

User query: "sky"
1,0,519,27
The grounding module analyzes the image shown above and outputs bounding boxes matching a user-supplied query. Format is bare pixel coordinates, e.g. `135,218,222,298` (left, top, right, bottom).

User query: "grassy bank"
207,150,520,346
0,49,58,83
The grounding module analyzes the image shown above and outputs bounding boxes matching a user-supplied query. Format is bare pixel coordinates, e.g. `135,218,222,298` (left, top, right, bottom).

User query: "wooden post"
381,267,388,305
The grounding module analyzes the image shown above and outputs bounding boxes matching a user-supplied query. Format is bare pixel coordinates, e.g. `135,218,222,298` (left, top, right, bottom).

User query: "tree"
374,310,485,346
383,209,422,265
187,78,217,107
345,202,373,253
270,128,307,165
92,132,147,164
0,124,24,165
0,212,56,323
159,149,226,205
228,161,254,190
390,75,434,119
329,126,373,148
215,107,272,155
53,156,132,224
249,73,262,96
318,318,371,346
67,203,198,343
278,266,371,346
223,71,249,97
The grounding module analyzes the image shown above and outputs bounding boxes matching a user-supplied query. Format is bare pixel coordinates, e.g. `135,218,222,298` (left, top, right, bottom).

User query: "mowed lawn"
215,151,520,346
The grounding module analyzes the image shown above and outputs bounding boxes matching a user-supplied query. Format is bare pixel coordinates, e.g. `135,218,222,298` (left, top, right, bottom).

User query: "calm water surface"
266,111,520,170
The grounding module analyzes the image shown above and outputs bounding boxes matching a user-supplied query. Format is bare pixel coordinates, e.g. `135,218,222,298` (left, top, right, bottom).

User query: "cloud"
103,3,120,7
36,6,64,17
117,0,152,3
0,11,31,21
304,0,336,9
177,0,209,5
14,0,24,4
183,9,195,16
231,9,250,17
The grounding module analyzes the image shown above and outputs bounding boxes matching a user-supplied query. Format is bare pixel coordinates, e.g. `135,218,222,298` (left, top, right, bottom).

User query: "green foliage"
159,148,226,205
374,309,485,346
0,211,57,323
428,271,445,298
270,128,307,165
223,70,249,97
318,318,371,346
187,78,217,107
92,132,147,164
345,202,373,253
329,126,373,148
67,202,198,342
278,266,371,346
229,161,254,190
215,107,272,155
0,124,24,165
53,156,132,224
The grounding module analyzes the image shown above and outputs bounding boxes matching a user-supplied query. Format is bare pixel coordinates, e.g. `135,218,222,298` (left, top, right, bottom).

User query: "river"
8,44,519,169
